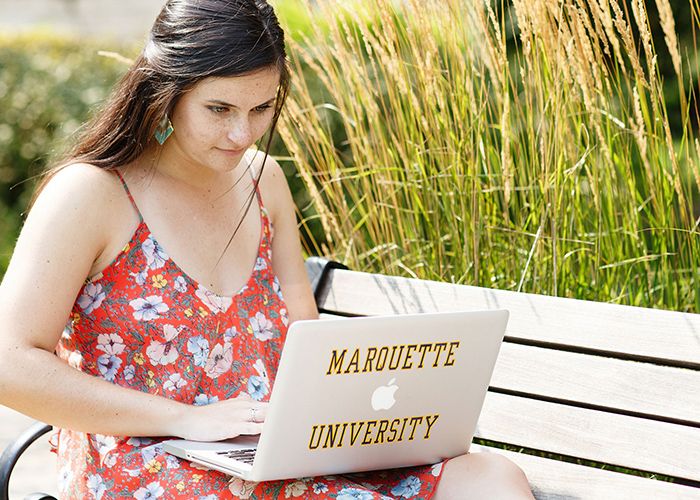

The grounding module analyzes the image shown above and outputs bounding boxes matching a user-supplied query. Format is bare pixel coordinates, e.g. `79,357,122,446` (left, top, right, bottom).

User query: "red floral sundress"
52,169,445,499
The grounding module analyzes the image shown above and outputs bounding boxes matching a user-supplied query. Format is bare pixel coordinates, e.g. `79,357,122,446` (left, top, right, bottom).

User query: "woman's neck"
134,146,252,201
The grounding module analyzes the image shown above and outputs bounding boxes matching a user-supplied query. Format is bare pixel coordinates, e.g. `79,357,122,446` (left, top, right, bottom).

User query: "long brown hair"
31,0,290,262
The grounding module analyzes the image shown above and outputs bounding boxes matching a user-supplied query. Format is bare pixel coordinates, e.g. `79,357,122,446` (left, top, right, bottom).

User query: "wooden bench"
3,257,700,499
305,258,700,498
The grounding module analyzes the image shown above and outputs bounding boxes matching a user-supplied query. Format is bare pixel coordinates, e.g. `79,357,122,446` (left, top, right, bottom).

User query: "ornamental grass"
277,0,700,311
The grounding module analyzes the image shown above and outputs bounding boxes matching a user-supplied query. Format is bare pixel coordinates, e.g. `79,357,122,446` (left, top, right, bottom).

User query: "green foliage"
0,32,134,273
272,0,322,41
279,0,700,312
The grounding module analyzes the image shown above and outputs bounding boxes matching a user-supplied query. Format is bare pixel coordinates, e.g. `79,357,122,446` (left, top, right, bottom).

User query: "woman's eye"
208,106,228,114
254,105,273,113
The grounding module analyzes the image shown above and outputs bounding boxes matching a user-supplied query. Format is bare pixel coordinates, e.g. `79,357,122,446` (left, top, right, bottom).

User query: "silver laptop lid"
251,309,508,482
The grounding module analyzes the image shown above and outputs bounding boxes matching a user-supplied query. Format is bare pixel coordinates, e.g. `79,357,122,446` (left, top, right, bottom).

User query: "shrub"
0,32,134,274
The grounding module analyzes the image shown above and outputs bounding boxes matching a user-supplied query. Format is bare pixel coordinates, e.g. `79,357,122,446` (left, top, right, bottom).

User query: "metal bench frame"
0,422,54,500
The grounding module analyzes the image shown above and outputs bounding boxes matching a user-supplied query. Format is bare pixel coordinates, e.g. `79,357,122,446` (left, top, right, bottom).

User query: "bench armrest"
304,257,349,304
0,421,54,500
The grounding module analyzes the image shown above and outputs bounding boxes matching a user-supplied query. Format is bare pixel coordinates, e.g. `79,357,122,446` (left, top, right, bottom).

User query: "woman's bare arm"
0,164,184,436
0,164,265,440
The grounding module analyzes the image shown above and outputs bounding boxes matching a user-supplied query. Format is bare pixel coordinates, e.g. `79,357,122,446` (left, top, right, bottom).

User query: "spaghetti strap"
113,169,144,223
248,160,265,210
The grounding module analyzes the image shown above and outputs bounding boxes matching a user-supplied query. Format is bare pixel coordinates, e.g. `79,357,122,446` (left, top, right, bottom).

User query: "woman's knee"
459,452,528,482
435,452,533,499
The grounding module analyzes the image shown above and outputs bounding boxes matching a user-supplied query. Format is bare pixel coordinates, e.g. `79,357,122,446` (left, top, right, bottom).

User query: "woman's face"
166,66,280,174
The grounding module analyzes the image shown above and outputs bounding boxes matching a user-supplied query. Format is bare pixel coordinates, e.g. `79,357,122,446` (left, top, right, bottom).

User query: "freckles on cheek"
179,109,210,136
175,126,195,148
178,119,210,148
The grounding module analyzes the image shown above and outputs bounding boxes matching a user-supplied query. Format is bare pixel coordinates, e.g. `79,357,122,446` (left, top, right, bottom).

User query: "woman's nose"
227,119,253,145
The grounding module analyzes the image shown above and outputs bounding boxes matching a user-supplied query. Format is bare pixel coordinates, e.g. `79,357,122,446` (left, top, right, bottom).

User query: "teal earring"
155,116,174,145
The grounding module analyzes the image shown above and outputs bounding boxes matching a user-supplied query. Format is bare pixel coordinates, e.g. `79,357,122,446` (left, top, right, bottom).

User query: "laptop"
163,309,508,481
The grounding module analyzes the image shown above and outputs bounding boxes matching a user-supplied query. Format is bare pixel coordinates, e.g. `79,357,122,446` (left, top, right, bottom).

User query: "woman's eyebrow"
206,97,276,109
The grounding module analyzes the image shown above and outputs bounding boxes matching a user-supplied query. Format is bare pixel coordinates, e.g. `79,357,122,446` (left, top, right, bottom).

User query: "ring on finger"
250,406,259,422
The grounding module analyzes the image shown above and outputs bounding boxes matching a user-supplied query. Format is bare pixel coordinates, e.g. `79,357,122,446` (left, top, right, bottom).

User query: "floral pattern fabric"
53,170,445,499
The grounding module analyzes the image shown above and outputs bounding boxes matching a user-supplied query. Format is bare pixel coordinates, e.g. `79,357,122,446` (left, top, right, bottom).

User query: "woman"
0,0,533,497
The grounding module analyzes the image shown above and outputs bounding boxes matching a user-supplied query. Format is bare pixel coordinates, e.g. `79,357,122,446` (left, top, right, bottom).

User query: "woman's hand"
170,394,268,442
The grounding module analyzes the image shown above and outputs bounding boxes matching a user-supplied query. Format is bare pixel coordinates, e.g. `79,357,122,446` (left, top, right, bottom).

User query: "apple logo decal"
371,378,399,411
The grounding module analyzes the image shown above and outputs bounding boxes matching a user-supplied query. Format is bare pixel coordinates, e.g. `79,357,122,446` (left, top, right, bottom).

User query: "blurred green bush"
0,33,137,274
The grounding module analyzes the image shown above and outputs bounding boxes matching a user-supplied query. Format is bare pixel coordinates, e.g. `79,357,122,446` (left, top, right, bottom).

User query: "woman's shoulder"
244,149,289,219
43,163,123,201
245,148,285,181
15,164,126,281
36,162,133,239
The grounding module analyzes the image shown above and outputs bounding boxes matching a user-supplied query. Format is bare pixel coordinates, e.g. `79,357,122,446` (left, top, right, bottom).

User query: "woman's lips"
217,147,246,155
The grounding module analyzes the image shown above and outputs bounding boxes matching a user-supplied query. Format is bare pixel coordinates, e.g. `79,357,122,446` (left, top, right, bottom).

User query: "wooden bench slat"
478,392,700,482
469,444,700,499
316,269,700,368
493,343,700,424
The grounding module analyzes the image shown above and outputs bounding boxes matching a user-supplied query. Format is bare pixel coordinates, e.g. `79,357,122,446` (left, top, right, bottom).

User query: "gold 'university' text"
308,415,440,450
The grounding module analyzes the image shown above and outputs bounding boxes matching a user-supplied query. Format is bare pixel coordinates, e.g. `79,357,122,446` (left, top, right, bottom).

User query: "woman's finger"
245,404,268,423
